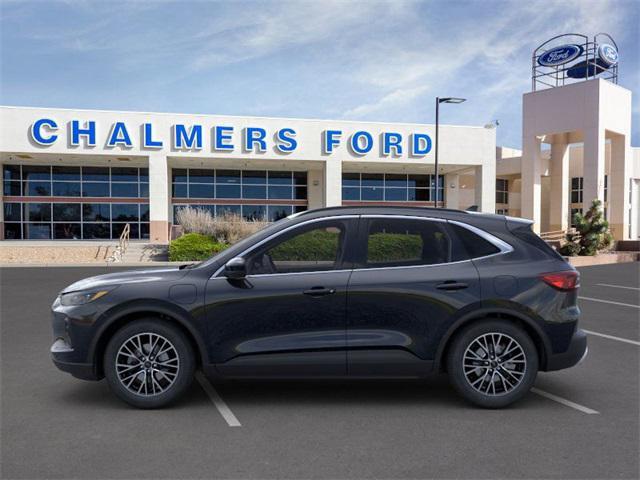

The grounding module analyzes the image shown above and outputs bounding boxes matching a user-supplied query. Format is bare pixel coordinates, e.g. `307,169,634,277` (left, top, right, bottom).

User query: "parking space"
1,263,638,479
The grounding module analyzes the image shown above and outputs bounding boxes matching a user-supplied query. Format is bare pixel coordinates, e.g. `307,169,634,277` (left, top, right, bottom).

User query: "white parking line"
531,388,599,415
583,329,640,346
195,371,242,427
596,283,640,291
579,296,640,309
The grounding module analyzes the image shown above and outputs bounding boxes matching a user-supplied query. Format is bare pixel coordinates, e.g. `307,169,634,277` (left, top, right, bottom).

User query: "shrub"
169,233,228,262
175,207,268,244
559,199,613,256
270,229,339,261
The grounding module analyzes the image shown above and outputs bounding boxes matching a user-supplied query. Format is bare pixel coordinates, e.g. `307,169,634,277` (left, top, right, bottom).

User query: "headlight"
60,288,113,306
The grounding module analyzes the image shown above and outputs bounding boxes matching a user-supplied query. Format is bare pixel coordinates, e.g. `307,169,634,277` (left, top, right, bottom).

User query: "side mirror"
224,257,246,279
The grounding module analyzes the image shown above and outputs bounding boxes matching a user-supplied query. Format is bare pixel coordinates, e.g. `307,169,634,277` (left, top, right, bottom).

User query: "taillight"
540,271,580,291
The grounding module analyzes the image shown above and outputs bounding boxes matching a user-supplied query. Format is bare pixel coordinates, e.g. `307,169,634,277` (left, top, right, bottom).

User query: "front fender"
88,299,209,366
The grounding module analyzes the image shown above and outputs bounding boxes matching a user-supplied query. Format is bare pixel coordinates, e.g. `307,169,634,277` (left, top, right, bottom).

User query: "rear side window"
510,223,564,260
363,218,451,268
448,223,500,259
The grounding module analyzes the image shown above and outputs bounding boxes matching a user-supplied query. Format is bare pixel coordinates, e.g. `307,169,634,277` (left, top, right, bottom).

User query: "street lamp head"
438,97,466,104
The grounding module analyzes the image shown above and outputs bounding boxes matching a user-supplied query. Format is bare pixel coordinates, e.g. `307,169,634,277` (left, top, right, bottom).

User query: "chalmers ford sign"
29,118,434,157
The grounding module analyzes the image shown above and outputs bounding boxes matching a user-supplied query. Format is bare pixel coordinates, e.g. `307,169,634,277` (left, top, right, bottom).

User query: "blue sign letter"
173,124,203,150
71,120,96,147
143,123,163,148
244,127,267,152
411,133,432,156
30,118,58,145
383,132,403,156
275,128,297,153
323,130,342,154
214,126,234,151
107,122,132,148
350,131,373,155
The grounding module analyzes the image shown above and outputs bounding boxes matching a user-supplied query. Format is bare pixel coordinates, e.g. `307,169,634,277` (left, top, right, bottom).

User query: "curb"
0,261,187,268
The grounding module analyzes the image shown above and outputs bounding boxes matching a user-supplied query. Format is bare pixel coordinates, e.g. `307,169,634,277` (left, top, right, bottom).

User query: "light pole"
435,97,466,207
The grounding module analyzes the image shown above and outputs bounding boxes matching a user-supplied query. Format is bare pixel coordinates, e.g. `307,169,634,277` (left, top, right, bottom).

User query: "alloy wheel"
462,332,527,396
115,332,180,396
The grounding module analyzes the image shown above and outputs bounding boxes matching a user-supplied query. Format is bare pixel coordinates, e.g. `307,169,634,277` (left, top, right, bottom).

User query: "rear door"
346,215,481,376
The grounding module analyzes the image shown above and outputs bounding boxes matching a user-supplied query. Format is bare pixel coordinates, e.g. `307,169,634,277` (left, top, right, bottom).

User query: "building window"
171,168,307,222
341,173,444,203
496,178,508,204
496,208,508,215
571,177,583,203
2,164,149,240
604,175,608,203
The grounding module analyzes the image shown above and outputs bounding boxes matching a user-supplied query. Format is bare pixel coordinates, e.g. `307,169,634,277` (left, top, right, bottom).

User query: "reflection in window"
365,218,451,267
250,223,344,274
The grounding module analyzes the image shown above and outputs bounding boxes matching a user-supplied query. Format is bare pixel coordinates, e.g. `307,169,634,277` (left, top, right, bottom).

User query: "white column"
307,169,324,210
522,135,543,232
148,153,170,244
323,159,342,207
609,134,631,240
549,135,570,232
474,163,495,213
582,126,605,212
445,173,460,209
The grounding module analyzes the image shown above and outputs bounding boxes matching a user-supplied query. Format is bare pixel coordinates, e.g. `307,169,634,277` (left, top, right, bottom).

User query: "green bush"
270,229,339,261
368,233,423,262
559,199,613,256
169,233,228,262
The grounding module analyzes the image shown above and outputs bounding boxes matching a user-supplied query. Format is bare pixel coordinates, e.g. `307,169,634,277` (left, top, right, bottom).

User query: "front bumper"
545,328,588,371
51,338,100,380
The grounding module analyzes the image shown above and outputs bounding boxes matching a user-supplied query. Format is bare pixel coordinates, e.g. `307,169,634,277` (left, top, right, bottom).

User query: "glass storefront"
172,168,308,222
2,164,149,239
342,173,445,203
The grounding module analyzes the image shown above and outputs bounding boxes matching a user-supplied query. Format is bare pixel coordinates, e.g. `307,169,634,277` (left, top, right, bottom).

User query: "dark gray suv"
51,206,587,409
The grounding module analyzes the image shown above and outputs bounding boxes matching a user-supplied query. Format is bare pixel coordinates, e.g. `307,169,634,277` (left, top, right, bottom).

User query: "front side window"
363,218,451,268
248,221,347,275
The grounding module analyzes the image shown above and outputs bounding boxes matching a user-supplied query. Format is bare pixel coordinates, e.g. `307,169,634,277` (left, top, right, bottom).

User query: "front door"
346,216,481,376
204,217,357,377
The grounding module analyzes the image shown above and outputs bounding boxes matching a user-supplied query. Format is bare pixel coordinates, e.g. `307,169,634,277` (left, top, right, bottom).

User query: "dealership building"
0,107,498,243
0,35,638,244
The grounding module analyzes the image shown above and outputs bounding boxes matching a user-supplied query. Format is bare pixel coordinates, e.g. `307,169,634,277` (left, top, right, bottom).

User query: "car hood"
61,267,189,294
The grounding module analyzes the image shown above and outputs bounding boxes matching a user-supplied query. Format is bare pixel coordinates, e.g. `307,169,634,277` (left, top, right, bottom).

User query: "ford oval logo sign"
598,44,618,66
538,44,583,67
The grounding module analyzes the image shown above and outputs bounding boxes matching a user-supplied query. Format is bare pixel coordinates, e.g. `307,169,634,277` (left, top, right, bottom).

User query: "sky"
1,0,638,148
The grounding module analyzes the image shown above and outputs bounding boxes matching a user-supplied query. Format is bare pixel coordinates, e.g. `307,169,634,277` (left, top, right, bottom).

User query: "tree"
559,199,613,256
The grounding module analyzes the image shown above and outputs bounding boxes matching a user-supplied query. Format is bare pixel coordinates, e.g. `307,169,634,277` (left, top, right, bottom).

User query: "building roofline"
0,104,490,130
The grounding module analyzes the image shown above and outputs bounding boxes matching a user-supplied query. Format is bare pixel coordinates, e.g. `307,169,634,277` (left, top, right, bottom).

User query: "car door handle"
436,281,469,291
303,287,336,297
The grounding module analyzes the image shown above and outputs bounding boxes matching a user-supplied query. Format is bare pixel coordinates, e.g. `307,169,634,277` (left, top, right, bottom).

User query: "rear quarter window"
447,223,500,259
510,224,565,260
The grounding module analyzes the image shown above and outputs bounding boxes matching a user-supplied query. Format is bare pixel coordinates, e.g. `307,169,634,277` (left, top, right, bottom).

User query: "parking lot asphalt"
1,263,638,479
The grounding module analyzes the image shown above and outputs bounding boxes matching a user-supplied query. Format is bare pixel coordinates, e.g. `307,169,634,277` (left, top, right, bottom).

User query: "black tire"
104,319,195,409
447,319,538,408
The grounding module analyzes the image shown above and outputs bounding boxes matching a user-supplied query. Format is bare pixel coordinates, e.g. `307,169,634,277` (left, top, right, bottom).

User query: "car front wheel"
104,319,195,408
447,319,538,408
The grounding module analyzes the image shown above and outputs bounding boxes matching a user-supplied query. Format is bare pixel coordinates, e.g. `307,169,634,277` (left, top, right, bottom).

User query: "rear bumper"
545,328,588,371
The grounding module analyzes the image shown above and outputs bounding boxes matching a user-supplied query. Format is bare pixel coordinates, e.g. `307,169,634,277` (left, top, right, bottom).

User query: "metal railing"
540,228,578,243
106,223,131,263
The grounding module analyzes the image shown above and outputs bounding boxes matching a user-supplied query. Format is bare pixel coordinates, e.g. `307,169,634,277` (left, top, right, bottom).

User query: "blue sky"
1,0,638,148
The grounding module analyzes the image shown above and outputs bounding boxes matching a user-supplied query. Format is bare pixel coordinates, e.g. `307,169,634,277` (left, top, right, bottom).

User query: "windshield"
196,215,296,268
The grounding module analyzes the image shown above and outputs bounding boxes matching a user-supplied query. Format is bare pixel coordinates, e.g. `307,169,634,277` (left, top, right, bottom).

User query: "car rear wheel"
447,319,538,408
104,319,195,408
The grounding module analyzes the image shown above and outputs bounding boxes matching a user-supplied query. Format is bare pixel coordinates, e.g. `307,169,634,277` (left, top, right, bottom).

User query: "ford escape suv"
51,206,587,409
